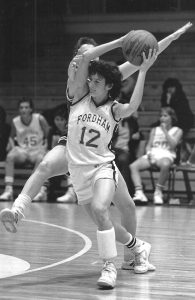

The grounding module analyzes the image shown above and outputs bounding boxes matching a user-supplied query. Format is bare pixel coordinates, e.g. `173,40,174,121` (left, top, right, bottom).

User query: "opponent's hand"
172,22,193,40
140,48,158,72
68,55,83,80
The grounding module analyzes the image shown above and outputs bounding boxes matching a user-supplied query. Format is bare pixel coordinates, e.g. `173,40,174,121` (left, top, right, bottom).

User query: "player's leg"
0,147,27,201
112,170,155,273
90,177,117,288
0,145,68,233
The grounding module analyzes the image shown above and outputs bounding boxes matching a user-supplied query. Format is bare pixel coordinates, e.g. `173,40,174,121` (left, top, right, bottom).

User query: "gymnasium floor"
0,201,195,300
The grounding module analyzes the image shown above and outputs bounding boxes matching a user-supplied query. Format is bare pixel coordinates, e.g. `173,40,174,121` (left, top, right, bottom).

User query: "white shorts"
68,161,118,205
145,148,176,164
12,146,46,163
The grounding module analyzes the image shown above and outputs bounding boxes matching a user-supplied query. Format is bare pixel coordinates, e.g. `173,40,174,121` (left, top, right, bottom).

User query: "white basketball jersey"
13,113,44,150
67,94,118,165
152,126,179,153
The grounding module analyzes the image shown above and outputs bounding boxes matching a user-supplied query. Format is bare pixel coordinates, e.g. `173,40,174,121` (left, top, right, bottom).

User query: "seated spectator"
0,106,11,161
47,108,77,203
130,107,183,205
160,78,194,134
160,78,194,162
0,97,49,201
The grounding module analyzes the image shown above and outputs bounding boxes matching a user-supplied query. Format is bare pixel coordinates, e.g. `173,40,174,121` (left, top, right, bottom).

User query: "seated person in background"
47,108,77,203
0,106,11,162
160,78,194,134
130,107,183,205
0,97,49,201
160,78,194,161
181,144,195,168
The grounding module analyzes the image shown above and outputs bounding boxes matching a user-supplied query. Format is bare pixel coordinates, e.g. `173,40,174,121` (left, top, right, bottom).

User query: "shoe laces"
102,262,116,274
134,248,147,266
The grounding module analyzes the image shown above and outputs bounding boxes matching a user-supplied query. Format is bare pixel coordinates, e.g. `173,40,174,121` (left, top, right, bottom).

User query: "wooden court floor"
0,201,195,300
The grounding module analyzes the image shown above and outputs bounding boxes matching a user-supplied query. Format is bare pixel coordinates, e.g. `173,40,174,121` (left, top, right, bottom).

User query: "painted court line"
1,219,92,278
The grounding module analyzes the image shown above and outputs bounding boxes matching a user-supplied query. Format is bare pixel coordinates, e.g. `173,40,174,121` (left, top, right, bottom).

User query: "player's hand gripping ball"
122,30,159,66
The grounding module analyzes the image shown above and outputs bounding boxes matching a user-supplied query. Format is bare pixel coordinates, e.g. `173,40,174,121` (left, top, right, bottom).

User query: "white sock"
97,227,117,260
12,193,32,218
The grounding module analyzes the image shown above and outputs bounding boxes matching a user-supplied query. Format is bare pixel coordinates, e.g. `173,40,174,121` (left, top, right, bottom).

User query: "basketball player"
131,107,183,205
0,22,192,288
0,97,49,202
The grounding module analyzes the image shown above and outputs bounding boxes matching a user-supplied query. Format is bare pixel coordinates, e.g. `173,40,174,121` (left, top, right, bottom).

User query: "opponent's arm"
158,22,192,54
67,35,127,101
119,22,193,80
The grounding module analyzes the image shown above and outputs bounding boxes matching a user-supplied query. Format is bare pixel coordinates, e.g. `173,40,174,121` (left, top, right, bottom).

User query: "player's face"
19,102,32,117
160,111,171,126
88,73,112,103
54,116,67,132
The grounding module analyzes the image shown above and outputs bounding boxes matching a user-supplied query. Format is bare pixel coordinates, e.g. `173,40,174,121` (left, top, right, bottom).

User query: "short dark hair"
18,96,34,110
88,60,122,100
73,37,97,56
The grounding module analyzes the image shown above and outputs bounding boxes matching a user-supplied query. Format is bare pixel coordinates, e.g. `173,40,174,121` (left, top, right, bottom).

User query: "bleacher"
0,17,195,202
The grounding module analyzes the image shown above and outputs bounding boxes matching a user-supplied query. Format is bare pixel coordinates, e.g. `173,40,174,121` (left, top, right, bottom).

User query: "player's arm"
161,124,183,150
158,22,192,54
119,22,193,80
113,50,157,120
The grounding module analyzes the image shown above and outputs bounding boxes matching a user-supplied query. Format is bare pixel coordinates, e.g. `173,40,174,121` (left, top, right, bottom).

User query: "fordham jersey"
67,94,119,166
152,126,179,155
13,113,45,150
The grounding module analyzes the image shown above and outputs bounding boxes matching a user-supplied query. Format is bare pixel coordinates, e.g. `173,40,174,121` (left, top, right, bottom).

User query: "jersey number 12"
79,126,100,148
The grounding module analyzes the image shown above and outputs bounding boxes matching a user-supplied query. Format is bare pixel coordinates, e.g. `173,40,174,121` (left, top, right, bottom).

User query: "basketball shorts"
68,161,119,205
12,146,46,163
145,148,176,164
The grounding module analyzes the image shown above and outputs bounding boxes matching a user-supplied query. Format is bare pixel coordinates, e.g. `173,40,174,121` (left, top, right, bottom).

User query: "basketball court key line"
0,219,92,278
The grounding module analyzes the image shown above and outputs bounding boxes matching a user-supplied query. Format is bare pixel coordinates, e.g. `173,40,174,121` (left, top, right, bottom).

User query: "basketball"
122,30,159,66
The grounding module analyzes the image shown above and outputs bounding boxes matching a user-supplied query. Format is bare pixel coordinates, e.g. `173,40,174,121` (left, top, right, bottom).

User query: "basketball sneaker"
0,188,13,201
97,261,117,289
133,190,148,203
56,187,77,203
132,241,155,274
153,190,163,205
121,245,156,272
121,259,156,272
0,208,23,233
